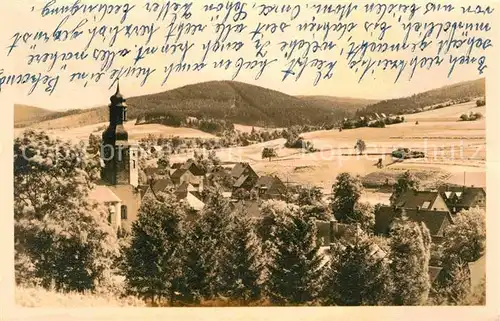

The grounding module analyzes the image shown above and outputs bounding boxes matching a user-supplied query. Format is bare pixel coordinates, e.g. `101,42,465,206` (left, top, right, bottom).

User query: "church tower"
101,81,139,187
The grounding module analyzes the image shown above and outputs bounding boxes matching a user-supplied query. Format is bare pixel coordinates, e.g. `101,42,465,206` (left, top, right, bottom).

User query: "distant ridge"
356,78,485,116
17,81,375,129
15,78,486,129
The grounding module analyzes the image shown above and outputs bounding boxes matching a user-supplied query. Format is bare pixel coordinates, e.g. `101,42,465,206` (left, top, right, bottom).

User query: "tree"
218,213,264,304
266,211,325,305
232,188,250,201
390,170,420,205
262,147,278,161
180,191,233,301
330,173,363,223
388,217,432,305
441,208,485,264
355,139,367,155
297,186,330,221
322,232,391,305
157,154,170,169
14,130,119,291
122,192,187,305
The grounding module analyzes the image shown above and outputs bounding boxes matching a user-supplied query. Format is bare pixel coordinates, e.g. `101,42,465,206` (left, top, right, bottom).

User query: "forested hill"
16,81,375,129
125,81,366,127
356,78,485,117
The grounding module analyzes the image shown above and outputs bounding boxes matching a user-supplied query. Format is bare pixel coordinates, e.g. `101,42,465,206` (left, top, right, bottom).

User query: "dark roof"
170,168,188,180
231,162,253,178
151,178,173,193
405,209,452,237
375,206,398,235
233,174,250,188
375,206,452,238
231,200,261,218
137,185,150,198
395,190,441,209
438,185,486,208
255,176,279,190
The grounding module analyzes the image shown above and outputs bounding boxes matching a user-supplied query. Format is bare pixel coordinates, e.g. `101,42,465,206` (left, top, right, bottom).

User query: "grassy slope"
14,105,55,127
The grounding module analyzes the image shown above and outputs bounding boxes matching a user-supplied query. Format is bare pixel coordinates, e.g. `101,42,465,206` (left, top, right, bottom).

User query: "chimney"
416,206,421,211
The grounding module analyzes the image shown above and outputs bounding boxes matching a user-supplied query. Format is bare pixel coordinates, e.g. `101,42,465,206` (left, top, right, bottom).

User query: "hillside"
25,81,375,130
297,96,379,113
357,78,485,116
14,105,54,127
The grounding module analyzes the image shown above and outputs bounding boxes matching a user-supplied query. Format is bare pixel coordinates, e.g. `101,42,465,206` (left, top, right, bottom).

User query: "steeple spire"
110,79,125,105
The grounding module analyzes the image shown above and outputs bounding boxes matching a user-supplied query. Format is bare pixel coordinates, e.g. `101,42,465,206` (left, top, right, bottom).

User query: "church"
88,82,144,232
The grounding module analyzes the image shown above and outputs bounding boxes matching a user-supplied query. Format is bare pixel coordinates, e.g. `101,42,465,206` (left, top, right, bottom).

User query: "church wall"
109,185,142,232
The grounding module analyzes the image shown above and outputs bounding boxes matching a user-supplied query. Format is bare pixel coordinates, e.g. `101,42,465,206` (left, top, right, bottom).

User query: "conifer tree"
180,190,233,301
218,212,264,304
322,232,391,306
266,210,324,305
388,217,432,305
122,193,187,305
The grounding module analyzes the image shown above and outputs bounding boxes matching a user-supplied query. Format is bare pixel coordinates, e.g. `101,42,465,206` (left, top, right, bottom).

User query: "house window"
422,201,431,209
121,205,128,220
132,160,136,169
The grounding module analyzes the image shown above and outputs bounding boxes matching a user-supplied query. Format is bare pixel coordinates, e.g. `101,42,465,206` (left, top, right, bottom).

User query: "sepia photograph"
2,0,498,319
13,77,486,307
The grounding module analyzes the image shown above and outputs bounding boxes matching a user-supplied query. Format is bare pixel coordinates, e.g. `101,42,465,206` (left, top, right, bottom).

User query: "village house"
437,185,486,214
374,206,453,243
170,159,206,191
231,162,259,192
394,190,449,212
254,175,287,200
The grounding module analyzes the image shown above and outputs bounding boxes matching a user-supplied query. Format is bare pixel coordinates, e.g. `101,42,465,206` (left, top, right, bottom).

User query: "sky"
0,0,495,111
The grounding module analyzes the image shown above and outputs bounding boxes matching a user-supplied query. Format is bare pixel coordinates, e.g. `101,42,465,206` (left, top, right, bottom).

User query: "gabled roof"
375,206,452,238
183,192,205,211
395,190,442,209
89,185,121,203
150,178,173,194
405,209,453,237
233,174,250,188
230,162,254,178
438,185,486,208
170,168,188,180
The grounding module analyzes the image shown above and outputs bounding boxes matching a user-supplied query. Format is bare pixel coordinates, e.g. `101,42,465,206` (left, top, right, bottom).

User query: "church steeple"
102,80,128,145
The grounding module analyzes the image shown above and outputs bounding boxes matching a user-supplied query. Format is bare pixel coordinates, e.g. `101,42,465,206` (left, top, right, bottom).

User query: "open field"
170,101,486,203
16,101,486,204
14,120,217,143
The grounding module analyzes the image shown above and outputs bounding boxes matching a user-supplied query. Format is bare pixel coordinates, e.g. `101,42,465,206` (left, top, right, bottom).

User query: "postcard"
1,0,499,320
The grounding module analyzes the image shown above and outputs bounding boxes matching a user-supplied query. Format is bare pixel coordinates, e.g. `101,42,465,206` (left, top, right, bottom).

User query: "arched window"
121,205,128,220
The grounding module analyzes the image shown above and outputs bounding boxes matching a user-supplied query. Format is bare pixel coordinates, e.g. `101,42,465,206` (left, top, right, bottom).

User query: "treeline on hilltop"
356,78,485,117
14,130,486,307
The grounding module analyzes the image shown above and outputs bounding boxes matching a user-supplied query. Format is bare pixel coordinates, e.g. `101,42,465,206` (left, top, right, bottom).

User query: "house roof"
255,175,280,190
230,162,254,178
150,178,173,194
375,206,452,237
438,185,486,208
395,190,442,209
405,209,452,237
231,200,261,218
89,185,121,203
428,266,443,284
375,206,398,235
183,192,205,211
170,168,188,179
233,174,250,188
